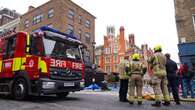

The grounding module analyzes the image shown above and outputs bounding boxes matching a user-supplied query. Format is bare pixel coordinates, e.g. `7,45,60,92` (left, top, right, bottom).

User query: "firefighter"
128,53,146,105
118,56,129,102
148,45,170,107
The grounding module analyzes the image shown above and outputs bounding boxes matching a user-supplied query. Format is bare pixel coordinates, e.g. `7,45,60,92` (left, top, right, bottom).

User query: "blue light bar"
39,26,78,40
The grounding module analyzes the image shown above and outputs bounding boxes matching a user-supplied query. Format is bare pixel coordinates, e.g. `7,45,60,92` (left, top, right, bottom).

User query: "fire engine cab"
0,26,85,100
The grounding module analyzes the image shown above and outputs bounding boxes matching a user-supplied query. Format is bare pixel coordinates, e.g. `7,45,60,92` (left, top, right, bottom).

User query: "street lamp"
92,41,96,87
92,41,96,64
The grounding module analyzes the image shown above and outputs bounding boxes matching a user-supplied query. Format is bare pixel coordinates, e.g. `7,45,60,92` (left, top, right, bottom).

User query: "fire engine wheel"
13,78,28,100
56,92,69,98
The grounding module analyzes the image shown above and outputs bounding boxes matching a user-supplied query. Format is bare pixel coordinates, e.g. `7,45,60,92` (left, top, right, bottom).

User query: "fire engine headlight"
42,82,55,89
80,80,85,88
80,81,84,87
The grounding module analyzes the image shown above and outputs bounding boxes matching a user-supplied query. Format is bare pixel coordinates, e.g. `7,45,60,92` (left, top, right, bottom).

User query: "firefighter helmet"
132,53,140,61
154,45,162,52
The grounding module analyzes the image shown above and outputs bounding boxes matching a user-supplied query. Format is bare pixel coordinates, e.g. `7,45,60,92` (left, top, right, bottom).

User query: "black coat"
166,59,178,78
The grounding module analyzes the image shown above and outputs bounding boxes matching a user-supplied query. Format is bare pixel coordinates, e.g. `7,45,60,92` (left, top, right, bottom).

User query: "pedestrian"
118,56,129,102
181,63,192,98
189,67,195,98
178,64,184,94
148,45,170,107
128,53,146,105
165,53,181,105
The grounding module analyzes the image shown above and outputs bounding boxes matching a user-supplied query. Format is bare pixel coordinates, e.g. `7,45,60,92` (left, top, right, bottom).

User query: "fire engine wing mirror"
2,52,6,59
26,45,30,53
26,34,30,53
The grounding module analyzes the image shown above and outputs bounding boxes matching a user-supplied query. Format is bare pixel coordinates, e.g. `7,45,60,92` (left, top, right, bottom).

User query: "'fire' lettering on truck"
72,62,82,70
51,59,67,68
50,59,82,70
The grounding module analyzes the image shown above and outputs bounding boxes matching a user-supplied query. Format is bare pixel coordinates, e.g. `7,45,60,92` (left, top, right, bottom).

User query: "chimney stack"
28,6,35,12
118,26,126,56
129,34,135,47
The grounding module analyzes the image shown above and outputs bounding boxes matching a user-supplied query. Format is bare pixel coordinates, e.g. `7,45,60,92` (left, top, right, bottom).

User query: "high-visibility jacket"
129,60,146,76
119,59,129,79
148,52,167,76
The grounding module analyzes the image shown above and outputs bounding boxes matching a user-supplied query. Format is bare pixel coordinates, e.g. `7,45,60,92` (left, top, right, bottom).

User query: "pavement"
0,90,194,110
81,90,195,102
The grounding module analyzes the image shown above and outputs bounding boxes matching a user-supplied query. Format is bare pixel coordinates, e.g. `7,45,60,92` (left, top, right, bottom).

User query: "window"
95,56,99,65
114,55,118,63
48,8,54,18
120,57,124,62
66,24,74,34
192,0,195,5
104,48,111,54
95,49,102,55
78,29,82,40
180,37,186,43
85,19,91,28
1,39,8,58
107,27,115,36
78,15,82,24
85,32,90,43
30,36,44,56
24,20,30,28
6,37,16,58
192,14,195,31
68,9,75,20
32,14,44,25
42,37,81,60
114,46,118,53
10,11,14,17
114,64,118,72
84,49,90,62
105,56,110,63
105,66,111,73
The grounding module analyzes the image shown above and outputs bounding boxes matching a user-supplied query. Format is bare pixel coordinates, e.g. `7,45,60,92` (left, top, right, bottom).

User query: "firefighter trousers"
151,75,170,102
128,74,143,102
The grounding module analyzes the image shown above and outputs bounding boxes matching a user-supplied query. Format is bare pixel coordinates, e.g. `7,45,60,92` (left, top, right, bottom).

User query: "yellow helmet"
132,53,140,60
154,44,162,52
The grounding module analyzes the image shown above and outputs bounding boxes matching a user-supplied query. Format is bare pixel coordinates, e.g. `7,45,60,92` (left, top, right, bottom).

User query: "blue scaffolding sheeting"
178,42,195,67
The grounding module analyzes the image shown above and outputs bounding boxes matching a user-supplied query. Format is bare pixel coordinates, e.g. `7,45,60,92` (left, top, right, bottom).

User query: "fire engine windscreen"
42,37,81,60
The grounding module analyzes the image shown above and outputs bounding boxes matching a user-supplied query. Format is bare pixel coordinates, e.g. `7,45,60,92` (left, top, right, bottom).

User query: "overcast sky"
0,0,179,62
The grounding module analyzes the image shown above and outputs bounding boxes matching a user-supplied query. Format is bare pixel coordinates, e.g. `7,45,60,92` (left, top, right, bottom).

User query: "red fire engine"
0,26,85,100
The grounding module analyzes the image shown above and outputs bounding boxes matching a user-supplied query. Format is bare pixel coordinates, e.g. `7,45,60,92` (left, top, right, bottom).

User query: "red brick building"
95,26,151,74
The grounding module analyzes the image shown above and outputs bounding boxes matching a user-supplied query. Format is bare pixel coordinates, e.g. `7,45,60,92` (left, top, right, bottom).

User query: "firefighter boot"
162,101,170,106
138,101,142,105
176,101,181,105
151,101,161,107
119,98,128,102
129,101,134,105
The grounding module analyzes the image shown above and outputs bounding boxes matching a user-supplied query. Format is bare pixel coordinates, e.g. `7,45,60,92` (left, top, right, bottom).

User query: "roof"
22,0,96,19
